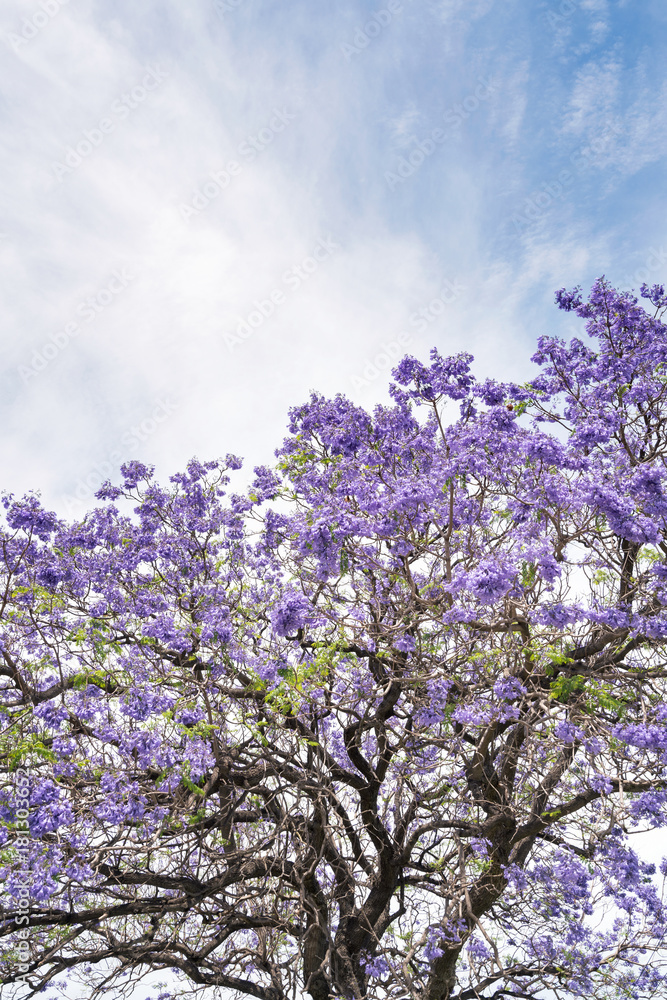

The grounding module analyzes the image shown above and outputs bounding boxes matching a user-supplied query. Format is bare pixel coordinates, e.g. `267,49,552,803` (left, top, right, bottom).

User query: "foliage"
2,279,667,1000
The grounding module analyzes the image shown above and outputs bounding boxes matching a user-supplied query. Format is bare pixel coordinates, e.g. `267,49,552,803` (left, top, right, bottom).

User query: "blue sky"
0,0,666,518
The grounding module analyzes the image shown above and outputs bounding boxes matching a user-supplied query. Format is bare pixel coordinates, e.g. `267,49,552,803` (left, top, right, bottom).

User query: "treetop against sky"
2,279,667,1000
3,1,667,519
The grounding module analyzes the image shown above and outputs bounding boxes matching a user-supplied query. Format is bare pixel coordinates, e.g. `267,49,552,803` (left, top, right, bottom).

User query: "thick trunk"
330,941,367,1000
425,860,508,1000
303,920,331,1000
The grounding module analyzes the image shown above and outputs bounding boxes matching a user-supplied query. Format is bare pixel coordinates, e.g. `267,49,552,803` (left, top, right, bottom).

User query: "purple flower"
493,675,527,700
555,720,582,743
2,494,60,539
251,466,281,503
467,559,514,603
271,590,313,637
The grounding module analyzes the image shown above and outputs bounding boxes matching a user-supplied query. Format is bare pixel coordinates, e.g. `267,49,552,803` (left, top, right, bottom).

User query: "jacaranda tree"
2,278,667,1000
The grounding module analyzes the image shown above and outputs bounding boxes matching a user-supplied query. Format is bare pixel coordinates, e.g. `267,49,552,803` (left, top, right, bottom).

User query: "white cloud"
385,102,424,147
558,50,667,183
561,51,622,134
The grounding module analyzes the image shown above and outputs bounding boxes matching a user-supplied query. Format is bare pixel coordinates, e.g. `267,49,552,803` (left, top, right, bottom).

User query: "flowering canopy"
2,278,667,1000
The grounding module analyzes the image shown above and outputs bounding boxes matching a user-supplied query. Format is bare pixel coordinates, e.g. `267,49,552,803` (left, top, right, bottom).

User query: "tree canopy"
2,278,667,1000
